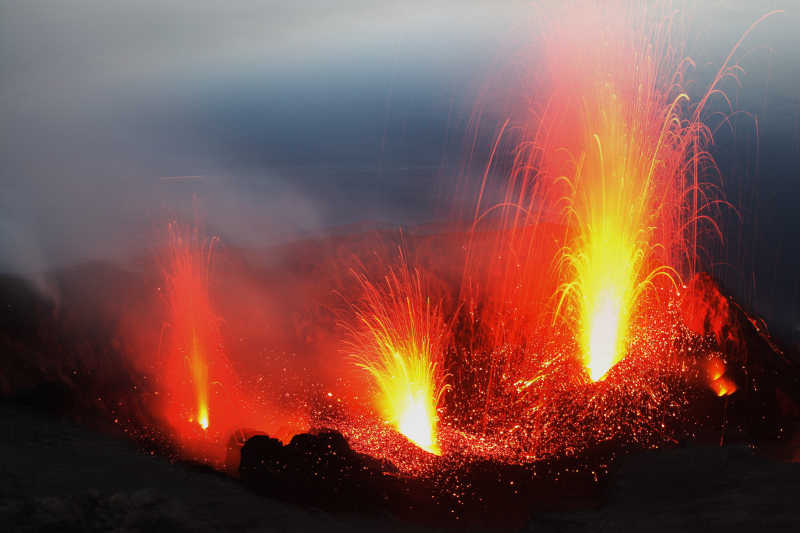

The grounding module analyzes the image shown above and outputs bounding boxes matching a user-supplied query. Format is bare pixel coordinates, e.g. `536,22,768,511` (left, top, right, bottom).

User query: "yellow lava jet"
190,331,210,430
347,257,448,455
557,85,680,381
546,1,775,382
163,222,226,435
553,56,687,382
363,349,442,455
586,287,626,381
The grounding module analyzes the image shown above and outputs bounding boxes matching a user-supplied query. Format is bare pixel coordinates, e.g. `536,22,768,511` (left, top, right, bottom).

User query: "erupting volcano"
134,1,787,470
2,0,798,529
135,0,788,478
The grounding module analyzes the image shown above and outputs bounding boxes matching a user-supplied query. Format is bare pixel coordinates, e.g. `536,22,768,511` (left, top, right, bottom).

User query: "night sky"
1,1,798,342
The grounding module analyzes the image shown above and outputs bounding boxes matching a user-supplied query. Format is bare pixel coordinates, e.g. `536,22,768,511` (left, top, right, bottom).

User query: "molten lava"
382,356,440,454
135,221,313,465
346,256,449,455
555,88,682,383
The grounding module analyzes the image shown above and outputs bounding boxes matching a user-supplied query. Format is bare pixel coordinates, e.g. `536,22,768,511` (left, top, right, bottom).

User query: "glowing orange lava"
162,222,227,435
455,2,771,451
710,377,737,397
144,221,311,466
554,80,686,382
190,332,210,429
346,254,449,455
544,2,737,382
707,356,737,397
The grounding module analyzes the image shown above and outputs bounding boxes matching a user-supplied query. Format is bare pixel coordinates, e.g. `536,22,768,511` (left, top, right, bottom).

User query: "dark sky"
0,1,798,341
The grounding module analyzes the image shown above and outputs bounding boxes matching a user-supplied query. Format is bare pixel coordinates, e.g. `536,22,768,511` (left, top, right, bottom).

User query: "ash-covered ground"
2,402,800,532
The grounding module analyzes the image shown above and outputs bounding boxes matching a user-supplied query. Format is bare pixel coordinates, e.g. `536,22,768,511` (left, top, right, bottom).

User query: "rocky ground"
0,404,415,532
2,404,800,532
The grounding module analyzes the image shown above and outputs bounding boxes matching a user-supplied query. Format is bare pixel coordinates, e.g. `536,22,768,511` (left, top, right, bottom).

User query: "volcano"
2,1,799,531
0,229,799,528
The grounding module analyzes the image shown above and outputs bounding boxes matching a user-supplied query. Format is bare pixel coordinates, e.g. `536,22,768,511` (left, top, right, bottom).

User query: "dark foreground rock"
0,404,417,532
531,445,800,532
240,430,392,511
238,429,611,526
3,403,800,531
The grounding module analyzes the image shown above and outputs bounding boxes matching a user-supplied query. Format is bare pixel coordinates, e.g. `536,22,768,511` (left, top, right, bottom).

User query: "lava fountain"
545,1,757,382
345,254,449,455
554,77,686,382
161,222,228,435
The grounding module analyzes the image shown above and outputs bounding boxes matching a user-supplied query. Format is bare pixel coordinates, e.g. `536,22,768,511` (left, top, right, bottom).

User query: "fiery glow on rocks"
707,356,737,397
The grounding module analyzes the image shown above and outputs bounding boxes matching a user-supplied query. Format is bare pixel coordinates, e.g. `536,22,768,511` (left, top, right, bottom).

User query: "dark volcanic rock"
239,430,391,511
681,272,800,443
239,435,285,486
239,428,609,526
